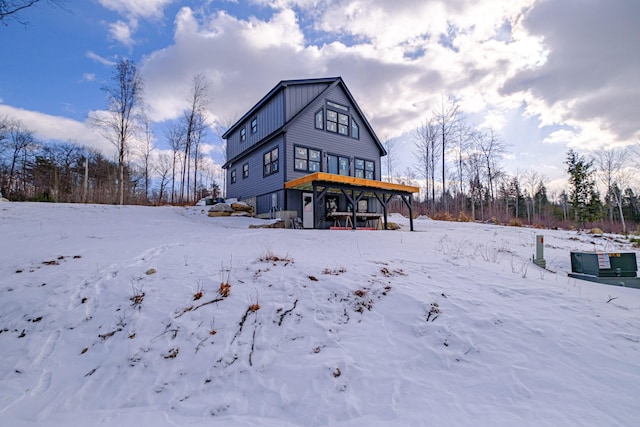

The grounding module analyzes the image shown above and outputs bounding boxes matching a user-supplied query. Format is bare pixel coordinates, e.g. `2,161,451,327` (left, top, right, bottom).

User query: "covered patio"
284,172,420,231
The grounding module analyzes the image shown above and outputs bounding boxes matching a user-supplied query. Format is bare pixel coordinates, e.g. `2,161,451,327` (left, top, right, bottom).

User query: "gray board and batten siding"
285,84,383,183
226,135,284,204
223,79,334,165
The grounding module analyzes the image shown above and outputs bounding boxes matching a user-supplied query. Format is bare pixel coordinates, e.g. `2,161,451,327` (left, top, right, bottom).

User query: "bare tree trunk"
180,74,211,204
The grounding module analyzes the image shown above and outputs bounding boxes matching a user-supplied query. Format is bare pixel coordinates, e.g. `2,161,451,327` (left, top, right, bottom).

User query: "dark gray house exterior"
222,77,418,230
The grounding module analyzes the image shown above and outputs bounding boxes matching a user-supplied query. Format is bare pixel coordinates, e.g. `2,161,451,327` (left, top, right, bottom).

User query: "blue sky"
1,0,639,194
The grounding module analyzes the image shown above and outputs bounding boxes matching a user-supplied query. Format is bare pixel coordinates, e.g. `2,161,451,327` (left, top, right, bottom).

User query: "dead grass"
219,283,231,297
259,248,293,266
322,266,347,275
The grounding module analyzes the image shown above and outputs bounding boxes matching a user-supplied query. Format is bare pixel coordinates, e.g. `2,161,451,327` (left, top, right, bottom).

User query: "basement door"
302,192,314,228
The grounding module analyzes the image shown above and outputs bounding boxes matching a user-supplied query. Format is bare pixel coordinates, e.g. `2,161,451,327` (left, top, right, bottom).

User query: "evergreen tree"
564,149,601,227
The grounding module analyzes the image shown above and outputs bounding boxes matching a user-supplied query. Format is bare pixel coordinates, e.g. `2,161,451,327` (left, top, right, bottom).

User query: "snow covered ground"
1,202,639,427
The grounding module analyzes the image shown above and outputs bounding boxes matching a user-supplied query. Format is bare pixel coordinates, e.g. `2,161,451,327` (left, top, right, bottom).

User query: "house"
222,77,418,230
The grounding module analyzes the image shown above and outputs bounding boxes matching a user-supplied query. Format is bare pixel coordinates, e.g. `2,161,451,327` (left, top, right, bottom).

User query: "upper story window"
242,163,249,179
337,112,349,136
327,112,348,134
326,110,338,133
230,169,237,184
251,118,257,134
240,127,246,142
315,110,324,130
263,147,279,176
321,101,357,138
355,158,375,180
294,145,321,172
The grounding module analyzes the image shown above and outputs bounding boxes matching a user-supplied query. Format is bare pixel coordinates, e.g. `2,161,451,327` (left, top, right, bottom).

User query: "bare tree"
164,121,184,204
594,147,631,233
412,116,439,208
92,59,145,205
464,149,484,220
180,73,211,204
523,169,547,224
452,124,473,211
433,96,458,211
383,138,397,182
138,117,154,204
477,129,506,216
191,112,207,202
1,118,35,196
0,0,66,25
153,152,172,204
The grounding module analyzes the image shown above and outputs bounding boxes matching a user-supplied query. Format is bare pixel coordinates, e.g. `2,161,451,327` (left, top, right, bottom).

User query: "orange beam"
284,172,419,193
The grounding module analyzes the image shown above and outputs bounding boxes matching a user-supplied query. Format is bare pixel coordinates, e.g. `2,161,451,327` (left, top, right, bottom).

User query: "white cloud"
98,0,173,19
98,0,172,47
502,0,640,143
82,73,96,82
108,19,138,47
0,104,111,154
86,51,117,67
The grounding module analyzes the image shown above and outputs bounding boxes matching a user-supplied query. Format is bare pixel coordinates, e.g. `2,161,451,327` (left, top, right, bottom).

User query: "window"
351,120,359,139
354,159,365,178
327,154,350,176
355,159,375,180
242,163,249,179
365,160,375,179
315,110,324,130
240,127,246,142
339,157,349,175
230,169,236,184
326,110,337,133
338,113,349,135
294,146,321,172
263,147,279,176
251,117,257,134
324,101,350,136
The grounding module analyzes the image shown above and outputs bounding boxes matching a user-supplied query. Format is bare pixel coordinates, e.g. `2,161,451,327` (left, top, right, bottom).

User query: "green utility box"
569,251,640,288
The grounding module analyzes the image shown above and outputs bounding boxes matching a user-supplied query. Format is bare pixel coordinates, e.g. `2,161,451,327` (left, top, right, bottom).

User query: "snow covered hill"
1,202,639,426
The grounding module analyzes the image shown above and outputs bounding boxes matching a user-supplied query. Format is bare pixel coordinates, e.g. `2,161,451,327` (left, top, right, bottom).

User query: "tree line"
384,97,640,233
0,59,221,205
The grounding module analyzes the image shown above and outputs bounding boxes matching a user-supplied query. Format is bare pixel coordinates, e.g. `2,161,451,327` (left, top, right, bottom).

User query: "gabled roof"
221,76,386,156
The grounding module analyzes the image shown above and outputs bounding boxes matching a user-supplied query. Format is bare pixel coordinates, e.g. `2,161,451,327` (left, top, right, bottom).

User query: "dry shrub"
457,212,472,222
130,284,145,308
193,290,203,300
249,303,261,312
432,212,454,222
219,283,231,297
354,289,367,297
508,218,523,227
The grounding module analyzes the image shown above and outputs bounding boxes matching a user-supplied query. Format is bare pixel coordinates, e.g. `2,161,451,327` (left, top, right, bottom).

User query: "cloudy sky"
1,0,638,191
